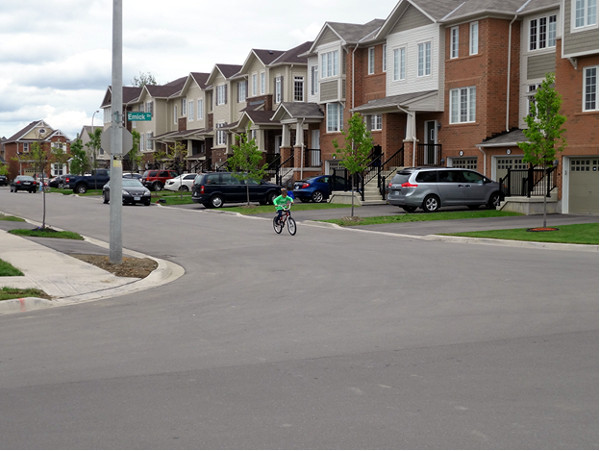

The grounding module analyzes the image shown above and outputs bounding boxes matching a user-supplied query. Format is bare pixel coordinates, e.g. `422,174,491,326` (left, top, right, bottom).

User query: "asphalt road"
0,189,598,449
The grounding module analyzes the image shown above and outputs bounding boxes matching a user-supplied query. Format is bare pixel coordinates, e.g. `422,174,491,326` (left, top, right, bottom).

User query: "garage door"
568,158,599,214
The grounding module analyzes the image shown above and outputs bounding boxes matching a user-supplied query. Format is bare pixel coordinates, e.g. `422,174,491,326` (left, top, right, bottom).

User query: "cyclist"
273,187,293,224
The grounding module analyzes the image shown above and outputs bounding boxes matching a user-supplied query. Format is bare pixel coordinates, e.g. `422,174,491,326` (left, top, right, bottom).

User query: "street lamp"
91,109,101,168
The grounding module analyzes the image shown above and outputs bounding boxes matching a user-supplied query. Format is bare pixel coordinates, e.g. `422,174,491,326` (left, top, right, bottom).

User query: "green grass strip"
0,214,26,222
9,228,84,240
324,210,522,226
446,223,598,245
0,259,24,277
0,287,50,301
224,203,351,215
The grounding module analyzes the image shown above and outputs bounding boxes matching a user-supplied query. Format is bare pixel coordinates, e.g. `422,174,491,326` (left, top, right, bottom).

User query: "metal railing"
363,146,406,200
303,148,321,168
500,166,557,198
415,143,442,166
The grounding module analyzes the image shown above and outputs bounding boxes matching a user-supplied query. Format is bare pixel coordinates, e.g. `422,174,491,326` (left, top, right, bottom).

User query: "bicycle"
273,207,296,235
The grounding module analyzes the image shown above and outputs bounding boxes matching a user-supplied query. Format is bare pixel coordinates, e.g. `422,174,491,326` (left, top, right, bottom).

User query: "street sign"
101,126,133,155
127,112,152,121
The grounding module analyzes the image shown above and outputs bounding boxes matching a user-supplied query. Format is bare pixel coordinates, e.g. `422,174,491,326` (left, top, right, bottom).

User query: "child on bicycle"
273,187,293,224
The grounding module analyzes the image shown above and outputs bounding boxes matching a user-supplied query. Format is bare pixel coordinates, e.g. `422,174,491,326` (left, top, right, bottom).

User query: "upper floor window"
275,76,282,104
173,105,178,124
450,86,476,123
370,114,382,131
197,99,204,120
393,47,406,81
418,42,431,76
181,98,187,116
383,44,387,72
188,100,194,120
470,22,479,55
216,123,226,146
294,76,304,102
310,66,319,95
326,103,343,132
238,80,247,103
216,84,227,106
251,73,257,96
575,0,597,28
145,132,153,151
368,47,375,74
450,27,459,59
529,15,557,50
321,50,340,78
260,72,266,95
584,66,598,111
145,101,153,115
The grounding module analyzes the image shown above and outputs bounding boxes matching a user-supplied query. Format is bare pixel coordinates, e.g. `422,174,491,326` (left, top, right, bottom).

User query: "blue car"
292,175,348,203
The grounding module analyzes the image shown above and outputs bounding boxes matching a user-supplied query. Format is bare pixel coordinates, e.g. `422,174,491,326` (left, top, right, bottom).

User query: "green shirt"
273,194,293,210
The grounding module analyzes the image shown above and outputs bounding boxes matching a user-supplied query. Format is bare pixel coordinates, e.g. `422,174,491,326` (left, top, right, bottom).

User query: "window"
393,47,406,81
173,105,178,124
238,80,247,103
311,66,319,95
450,87,476,123
527,83,541,117
188,100,194,120
326,103,343,132
275,76,282,104
145,132,153,151
368,47,375,74
145,101,153,115
294,76,304,102
575,0,597,28
470,22,479,55
216,123,226,146
584,66,598,111
370,114,382,131
197,99,203,120
260,72,266,95
450,27,459,59
181,98,187,116
251,73,257,96
383,44,387,72
321,50,339,78
418,42,431,76
216,85,227,106
529,15,557,50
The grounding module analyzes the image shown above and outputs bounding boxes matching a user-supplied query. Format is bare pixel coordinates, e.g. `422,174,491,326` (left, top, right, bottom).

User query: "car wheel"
402,206,417,213
143,199,151,206
75,184,87,194
152,182,163,191
266,191,277,205
179,185,189,191
422,195,440,212
103,192,110,204
488,192,501,209
210,194,224,208
467,205,479,210
311,190,324,203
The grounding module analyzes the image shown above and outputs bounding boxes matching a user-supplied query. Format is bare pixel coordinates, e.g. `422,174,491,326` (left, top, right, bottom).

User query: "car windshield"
123,179,144,188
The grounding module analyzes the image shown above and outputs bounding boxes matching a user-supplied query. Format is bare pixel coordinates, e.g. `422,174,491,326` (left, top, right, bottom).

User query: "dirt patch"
71,254,158,279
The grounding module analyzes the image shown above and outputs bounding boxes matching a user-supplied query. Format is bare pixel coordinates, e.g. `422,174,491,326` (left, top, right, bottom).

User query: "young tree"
69,138,91,175
518,72,567,228
30,142,51,229
228,123,268,206
332,112,374,217
132,72,158,87
124,130,142,172
85,127,102,169
153,141,188,193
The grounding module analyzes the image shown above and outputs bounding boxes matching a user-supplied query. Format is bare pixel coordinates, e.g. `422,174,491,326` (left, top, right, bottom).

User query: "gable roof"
271,102,324,123
237,49,286,77
306,19,385,55
144,76,187,99
100,86,143,108
206,64,244,86
271,41,313,66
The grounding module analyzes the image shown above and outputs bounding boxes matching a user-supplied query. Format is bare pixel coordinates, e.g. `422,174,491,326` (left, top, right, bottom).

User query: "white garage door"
568,158,599,214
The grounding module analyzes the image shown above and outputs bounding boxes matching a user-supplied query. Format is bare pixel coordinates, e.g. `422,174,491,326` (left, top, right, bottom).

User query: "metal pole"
109,0,123,264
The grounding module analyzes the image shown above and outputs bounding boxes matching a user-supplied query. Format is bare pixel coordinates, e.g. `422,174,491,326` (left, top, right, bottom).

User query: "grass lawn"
446,223,598,245
0,287,50,301
9,228,84,240
223,202,350,215
0,259,24,276
325,209,522,226
0,214,26,222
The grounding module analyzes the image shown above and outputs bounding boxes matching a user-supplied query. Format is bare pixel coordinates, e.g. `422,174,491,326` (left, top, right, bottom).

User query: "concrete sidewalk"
0,229,184,315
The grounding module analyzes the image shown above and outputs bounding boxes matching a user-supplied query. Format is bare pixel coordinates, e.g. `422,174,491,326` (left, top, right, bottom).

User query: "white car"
164,173,197,192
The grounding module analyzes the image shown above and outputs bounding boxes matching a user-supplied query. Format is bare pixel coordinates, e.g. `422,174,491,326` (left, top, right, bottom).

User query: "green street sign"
127,112,152,121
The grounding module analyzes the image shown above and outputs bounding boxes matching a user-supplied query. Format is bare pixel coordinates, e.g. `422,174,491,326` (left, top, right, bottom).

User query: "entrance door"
311,130,320,166
424,121,437,165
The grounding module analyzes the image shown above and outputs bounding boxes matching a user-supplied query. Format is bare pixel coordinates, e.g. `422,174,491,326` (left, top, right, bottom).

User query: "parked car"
48,174,73,188
164,173,197,192
0,175,8,186
192,172,282,208
141,169,179,191
102,178,152,206
10,175,38,193
293,174,348,203
123,172,142,180
387,167,503,213
66,169,111,193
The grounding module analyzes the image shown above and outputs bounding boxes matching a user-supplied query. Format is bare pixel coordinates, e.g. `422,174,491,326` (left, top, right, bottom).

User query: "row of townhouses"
2,0,597,214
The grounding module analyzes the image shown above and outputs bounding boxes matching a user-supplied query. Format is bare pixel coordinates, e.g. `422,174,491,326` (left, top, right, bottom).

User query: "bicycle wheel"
273,216,283,234
287,217,296,235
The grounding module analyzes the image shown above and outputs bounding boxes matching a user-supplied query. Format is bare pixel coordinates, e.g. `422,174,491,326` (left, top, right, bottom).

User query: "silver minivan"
387,167,503,212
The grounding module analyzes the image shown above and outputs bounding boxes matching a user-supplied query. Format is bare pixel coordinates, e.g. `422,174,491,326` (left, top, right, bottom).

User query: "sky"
0,0,399,141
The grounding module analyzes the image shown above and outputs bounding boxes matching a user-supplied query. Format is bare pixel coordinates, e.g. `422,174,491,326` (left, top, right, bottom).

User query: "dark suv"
192,172,282,208
142,169,179,191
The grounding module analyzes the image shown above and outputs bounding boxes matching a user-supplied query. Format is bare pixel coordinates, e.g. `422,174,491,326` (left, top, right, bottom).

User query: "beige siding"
320,80,339,102
563,0,600,56
391,5,431,33
527,53,556,79
319,28,338,46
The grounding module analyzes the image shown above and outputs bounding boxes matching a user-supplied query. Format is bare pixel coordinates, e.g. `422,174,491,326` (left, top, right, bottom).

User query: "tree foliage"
228,124,268,206
155,141,188,174
132,72,158,87
124,130,142,172
332,112,374,216
69,138,91,175
85,127,102,169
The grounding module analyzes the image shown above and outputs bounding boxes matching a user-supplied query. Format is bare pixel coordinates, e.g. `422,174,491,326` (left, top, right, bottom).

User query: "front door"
424,121,437,165
311,130,320,166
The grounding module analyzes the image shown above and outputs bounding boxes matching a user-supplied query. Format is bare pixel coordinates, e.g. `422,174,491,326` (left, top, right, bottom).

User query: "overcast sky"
0,0,399,141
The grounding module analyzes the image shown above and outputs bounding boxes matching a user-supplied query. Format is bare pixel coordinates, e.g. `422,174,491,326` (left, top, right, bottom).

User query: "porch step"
499,192,559,215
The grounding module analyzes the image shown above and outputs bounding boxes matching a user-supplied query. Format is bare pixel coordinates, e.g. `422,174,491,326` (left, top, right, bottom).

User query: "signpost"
127,112,152,121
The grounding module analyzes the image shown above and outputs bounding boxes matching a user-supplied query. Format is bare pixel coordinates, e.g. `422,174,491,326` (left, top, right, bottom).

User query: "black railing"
378,146,405,199
303,148,321,168
276,152,295,187
500,166,557,197
415,144,441,166
362,146,406,200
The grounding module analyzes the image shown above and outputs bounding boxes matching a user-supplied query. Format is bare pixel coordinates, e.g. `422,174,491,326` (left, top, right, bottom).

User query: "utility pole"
109,0,123,264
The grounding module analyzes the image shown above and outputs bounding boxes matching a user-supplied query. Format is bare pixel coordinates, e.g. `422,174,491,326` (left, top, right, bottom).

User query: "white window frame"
450,27,459,59
326,103,343,132
469,22,479,55
238,80,247,103
311,66,319,95
145,132,153,151
188,100,194,120
418,42,432,77
251,73,257,96
260,72,266,95
321,50,340,79
584,66,599,111
529,15,557,51
450,86,477,124
368,47,375,74
393,47,406,81
370,114,382,131
383,44,387,72
275,77,282,104
173,105,178,124
216,85,226,106
216,123,226,146
197,99,203,120
145,101,153,115
181,98,187,116
294,76,304,102
574,0,597,29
